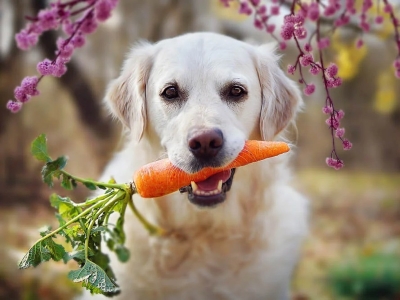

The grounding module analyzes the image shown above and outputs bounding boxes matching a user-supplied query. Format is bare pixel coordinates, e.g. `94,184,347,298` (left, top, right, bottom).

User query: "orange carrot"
133,140,289,198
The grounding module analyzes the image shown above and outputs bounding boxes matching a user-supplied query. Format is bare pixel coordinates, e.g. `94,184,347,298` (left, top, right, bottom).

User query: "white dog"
80,32,308,300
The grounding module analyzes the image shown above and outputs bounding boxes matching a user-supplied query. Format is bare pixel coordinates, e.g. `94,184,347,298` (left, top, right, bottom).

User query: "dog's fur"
80,32,308,300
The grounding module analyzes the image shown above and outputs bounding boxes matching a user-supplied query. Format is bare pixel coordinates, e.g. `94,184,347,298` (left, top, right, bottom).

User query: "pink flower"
325,116,340,129
14,87,30,103
336,109,345,119
322,105,333,114
239,2,252,15
281,22,295,40
323,5,337,16
250,0,261,5
317,37,330,49
355,38,364,48
325,63,338,78
80,14,98,34
342,139,352,150
310,63,321,75
271,5,280,15
52,60,68,77
287,64,296,75
6,100,23,113
360,21,370,32
254,19,263,30
327,77,342,88
384,3,393,13
326,157,344,170
21,76,39,96
304,83,316,95
38,8,59,30
15,29,38,50
37,59,56,76
308,2,320,21
375,15,384,24
95,0,113,22
57,38,74,58
279,42,287,50
266,24,275,33
294,27,307,39
304,43,312,52
300,53,313,66
335,128,345,138
71,34,86,48
257,5,267,15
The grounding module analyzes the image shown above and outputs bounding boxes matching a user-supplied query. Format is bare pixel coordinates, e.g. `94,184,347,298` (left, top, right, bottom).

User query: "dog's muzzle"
179,169,236,207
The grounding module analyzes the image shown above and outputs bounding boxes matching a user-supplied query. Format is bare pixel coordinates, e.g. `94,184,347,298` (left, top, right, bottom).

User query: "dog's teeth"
217,180,223,192
191,181,198,192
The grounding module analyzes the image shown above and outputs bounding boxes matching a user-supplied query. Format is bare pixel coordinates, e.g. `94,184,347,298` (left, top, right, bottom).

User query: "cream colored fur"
79,32,308,300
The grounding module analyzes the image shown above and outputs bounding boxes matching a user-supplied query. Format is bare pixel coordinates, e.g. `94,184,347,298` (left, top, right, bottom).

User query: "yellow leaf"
374,70,397,114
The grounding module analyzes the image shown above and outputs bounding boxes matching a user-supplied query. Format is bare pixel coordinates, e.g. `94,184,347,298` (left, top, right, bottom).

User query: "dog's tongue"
195,169,231,191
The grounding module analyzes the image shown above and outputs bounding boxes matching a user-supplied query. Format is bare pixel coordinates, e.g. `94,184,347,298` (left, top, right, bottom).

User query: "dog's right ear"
105,42,154,142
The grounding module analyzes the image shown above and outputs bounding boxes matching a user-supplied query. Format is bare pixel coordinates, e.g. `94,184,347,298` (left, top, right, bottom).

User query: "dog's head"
106,33,302,208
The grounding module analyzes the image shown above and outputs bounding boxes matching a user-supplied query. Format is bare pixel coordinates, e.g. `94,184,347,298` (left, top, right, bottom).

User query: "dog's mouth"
179,169,236,207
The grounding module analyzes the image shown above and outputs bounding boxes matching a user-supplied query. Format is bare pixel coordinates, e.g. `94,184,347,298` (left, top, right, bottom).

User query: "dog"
79,32,308,300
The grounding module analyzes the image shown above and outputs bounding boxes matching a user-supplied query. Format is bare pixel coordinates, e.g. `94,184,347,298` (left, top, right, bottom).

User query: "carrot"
133,140,289,198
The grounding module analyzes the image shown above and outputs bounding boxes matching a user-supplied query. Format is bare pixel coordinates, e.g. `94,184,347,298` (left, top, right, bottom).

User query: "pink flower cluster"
7,0,118,113
221,0,400,170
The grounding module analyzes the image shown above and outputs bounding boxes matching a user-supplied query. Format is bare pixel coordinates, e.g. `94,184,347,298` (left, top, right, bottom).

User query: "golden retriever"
80,32,308,300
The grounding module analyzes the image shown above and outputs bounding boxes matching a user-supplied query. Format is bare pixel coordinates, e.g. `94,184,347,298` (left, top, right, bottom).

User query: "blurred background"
0,0,399,299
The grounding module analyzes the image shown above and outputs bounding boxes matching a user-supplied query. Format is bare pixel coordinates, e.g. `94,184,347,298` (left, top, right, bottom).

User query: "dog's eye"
162,86,179,100
229,85,247,98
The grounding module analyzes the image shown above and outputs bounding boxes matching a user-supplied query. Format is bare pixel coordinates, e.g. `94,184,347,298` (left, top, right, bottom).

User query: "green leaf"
44,237,66,262
31,134,51,162
83,182,97,190
68,260,120,295
50,194,82,220
19,242,51,269
61,174,73,190
115,246,130,263
41,156,68,187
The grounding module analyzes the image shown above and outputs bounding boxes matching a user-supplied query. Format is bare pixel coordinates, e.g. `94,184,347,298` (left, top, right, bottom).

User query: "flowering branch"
6,0,118,113
220,0,400,170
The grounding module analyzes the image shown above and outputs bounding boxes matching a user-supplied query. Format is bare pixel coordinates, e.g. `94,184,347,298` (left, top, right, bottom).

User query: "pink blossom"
355,38,364,48
335,128,345,138
308,2,320,21
317,37,330,49
326,157,344,170
324,5,337,16
294,27,307,39
6,100,23,113
254,19,263,30
300,53,313,66
37,59,56,76
57,38,74,58
325,116,340,129
336,109,345,119
281,22,295,40
250,0,261,5
239,2,252,15
266,24,275,33
304,83,316,95
71,34,86,48
271,5,280,15
52,60,68,77
15,29,38,50
384,3,393,13
327,77,342,88
257,5,267,15
287,64,296,75
279,42,287,50
342,139,352,150
360,21,370,32
310,63,321,75
95,0,113,22
21,76,39,96
38,8,59,30
80,14,98,34
393,59,400,69
14,87,30,103
325,63,338,78
322,105,333,114
375,15,384,24
304,43,312,52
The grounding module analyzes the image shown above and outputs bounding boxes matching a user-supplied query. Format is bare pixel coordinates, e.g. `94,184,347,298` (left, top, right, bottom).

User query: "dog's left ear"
255,44,303,140
105,42,154,142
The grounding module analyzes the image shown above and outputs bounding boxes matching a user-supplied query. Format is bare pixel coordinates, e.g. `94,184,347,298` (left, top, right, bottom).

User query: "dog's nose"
188,128,224,159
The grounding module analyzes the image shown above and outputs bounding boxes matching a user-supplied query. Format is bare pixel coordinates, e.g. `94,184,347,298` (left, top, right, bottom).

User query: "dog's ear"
105,41,154,142
255,44,303,140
